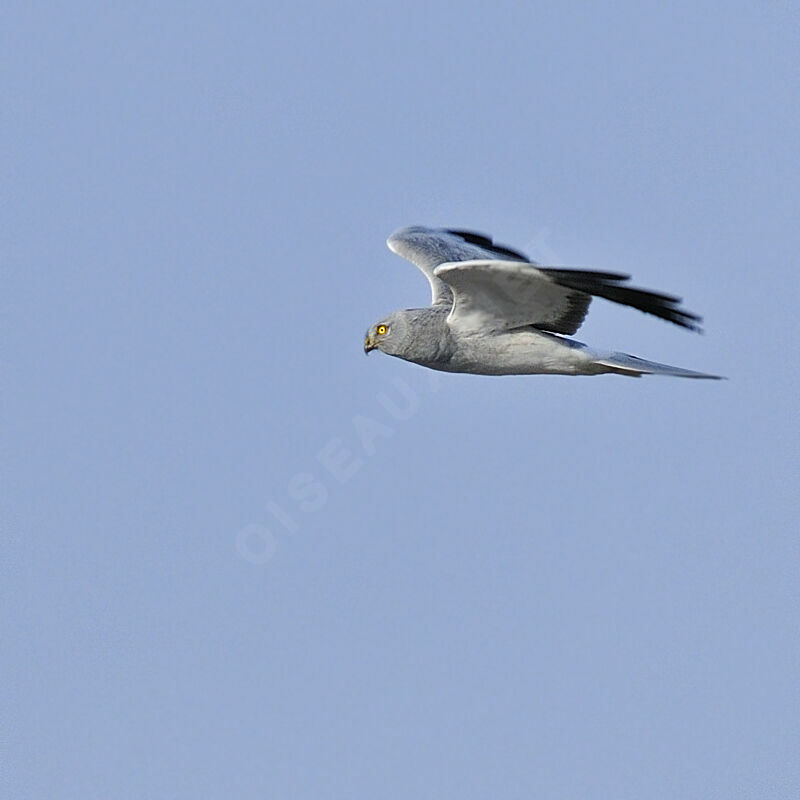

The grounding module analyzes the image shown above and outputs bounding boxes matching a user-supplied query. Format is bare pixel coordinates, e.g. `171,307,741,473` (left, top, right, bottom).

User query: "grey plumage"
365,226,721,379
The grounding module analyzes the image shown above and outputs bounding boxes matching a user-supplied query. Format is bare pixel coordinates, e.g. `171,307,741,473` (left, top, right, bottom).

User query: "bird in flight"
364,226,721,379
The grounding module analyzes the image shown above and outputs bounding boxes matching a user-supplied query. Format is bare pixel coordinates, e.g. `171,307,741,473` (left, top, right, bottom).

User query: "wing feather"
386,226,530,306
435,261,703,335
434,260,588,334
538,268,702,331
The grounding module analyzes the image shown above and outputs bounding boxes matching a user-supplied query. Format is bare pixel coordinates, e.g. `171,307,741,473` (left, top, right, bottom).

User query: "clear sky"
4,1,799,798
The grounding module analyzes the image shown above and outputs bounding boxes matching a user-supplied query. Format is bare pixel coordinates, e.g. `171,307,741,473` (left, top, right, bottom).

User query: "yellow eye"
377,325,387,335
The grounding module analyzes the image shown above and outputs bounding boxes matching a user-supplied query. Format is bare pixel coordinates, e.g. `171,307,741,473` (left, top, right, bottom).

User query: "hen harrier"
364,226,721,379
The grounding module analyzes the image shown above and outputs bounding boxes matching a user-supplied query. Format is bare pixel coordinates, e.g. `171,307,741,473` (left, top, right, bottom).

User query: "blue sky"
4,1,799,798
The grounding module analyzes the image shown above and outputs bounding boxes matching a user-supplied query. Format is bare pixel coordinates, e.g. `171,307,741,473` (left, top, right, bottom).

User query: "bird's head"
364,312,410,356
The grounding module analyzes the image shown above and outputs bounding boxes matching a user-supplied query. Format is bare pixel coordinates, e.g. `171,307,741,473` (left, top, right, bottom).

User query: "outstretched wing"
386,226,529,307
435,260,702,335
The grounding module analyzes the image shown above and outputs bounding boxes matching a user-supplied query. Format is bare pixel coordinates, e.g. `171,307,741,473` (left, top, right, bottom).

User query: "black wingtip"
539,268,705,333
445,229,530,261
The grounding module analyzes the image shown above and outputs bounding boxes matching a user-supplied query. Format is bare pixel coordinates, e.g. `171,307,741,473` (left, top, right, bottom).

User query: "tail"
594,351,724,379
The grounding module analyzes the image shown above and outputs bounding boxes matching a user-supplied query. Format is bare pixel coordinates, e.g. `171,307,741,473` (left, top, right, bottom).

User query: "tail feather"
595,352,723,379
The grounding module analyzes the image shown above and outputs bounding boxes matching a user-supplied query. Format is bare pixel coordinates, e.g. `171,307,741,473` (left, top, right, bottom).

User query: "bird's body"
365,226,721,380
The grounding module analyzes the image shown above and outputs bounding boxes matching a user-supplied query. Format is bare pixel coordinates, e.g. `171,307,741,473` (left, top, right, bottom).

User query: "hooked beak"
364,335,377,354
